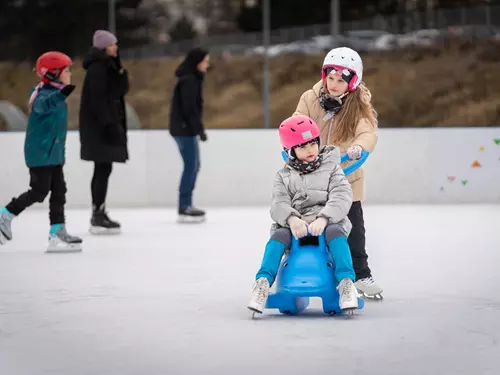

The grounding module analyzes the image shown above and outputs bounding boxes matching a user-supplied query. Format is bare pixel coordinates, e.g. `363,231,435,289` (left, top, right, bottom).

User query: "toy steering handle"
281,150,369,177
341,150,369,176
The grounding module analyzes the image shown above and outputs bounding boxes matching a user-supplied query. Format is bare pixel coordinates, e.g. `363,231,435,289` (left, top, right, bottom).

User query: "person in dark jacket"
0,51,82,253
79,30,129,235
169,47,210,223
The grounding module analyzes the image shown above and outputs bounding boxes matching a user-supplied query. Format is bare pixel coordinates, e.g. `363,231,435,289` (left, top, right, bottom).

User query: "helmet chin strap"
331,91,348,102
338,91,348,100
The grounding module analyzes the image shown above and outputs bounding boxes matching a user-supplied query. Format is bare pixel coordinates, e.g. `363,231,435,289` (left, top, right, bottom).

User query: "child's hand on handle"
308,217,328,236
347,145,363,160
287,215,308,240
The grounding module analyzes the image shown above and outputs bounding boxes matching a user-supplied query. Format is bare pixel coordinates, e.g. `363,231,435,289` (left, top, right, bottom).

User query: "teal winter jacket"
24,85,68,168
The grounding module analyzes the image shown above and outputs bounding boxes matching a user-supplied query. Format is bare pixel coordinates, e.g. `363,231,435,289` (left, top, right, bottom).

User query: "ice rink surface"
1,205,499,375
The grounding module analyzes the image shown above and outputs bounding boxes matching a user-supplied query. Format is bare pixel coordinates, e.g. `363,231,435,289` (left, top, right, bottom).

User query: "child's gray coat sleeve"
318,164,353,223
270,171,301,227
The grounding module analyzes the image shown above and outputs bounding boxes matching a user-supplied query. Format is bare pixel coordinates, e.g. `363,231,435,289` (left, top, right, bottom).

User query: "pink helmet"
279,115,320,150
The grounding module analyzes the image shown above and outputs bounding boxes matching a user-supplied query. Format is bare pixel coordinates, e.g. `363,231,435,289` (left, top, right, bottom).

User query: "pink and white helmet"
322,47,363,92
279,115,320,150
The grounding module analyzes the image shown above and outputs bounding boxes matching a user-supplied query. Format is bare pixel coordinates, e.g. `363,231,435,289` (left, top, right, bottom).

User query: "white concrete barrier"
0,128,499,208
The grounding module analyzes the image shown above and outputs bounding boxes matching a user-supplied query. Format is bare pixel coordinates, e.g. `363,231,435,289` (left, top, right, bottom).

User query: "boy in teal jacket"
0,51,82,253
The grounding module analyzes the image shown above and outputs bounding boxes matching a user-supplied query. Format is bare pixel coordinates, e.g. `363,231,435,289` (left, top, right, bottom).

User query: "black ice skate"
90,205,121,235
177,207,206,224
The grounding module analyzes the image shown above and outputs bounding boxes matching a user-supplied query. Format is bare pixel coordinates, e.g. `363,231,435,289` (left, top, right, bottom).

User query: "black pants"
6,165,66,225
347,201,372,280
91,162,113,209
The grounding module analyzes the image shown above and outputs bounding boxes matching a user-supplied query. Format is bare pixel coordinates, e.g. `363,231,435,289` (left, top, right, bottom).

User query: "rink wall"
0,128,499,207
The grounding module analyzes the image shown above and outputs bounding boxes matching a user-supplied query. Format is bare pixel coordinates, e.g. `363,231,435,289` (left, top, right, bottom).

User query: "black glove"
60,84,76,97
199,131,208,142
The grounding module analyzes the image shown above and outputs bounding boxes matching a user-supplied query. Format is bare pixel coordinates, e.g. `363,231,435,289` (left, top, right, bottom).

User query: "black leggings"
347,201,372,280
91,162,113,209
6,165,66,225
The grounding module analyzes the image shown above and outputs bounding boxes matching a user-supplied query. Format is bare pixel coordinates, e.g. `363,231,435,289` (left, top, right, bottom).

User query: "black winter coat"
79,47,129,163
169,61,205,137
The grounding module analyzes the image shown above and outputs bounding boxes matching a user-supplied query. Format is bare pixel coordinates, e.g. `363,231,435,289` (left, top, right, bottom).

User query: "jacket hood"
312,80,323,97
175,47,208,78
175,60,195,77
82,47,111,70
175,59,204,79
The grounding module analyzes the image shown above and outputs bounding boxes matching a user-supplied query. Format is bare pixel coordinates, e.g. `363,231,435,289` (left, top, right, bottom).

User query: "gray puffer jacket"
270,145,353,235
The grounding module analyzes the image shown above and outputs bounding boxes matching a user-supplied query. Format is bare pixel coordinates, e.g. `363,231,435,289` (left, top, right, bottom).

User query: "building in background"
141,0,242,41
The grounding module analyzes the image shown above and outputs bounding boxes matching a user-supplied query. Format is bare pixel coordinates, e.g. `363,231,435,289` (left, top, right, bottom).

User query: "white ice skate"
338,278,359,317
46,226,83,253
355,277,383,300
0,209,14,245
247,277,270,317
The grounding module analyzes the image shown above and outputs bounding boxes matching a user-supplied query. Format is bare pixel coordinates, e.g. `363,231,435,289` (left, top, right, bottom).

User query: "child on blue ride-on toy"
247,114,359,315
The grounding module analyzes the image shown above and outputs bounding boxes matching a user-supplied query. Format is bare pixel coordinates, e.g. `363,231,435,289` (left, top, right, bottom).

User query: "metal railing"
121,5,500,59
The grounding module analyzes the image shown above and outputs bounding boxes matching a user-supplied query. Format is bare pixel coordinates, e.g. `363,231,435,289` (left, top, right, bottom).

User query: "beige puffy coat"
294,80,378,202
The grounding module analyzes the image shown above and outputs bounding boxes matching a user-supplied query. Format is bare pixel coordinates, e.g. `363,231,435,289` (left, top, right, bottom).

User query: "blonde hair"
328,82,378,144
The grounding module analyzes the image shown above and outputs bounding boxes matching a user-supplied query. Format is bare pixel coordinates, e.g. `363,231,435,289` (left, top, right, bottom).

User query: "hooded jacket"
270,146,353,236
78,47,129,163
24,85,69,168
294,80,378,202
169,51,207,137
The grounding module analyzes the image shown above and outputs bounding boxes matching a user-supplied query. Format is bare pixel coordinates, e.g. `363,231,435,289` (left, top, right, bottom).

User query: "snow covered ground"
1,205,499,375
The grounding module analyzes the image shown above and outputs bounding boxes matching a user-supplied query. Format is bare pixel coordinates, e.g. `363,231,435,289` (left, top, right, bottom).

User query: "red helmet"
278,115,320,150
35,51,72,81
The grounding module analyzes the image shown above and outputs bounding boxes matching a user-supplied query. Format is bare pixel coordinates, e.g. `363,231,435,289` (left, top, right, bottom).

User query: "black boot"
178,207,206,223
90,204,121,234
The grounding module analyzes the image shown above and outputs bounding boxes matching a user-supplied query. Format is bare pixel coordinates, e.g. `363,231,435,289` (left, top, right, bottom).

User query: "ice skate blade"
89,226,121,235
177,215,206,224
0,231,9,245
45,243,82,254
358,290,384,300
247,303,264,318
343,308,356,318
248,309,263,319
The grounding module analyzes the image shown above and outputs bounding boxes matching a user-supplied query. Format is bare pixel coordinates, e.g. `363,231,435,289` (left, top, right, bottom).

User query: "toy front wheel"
278,296,310,315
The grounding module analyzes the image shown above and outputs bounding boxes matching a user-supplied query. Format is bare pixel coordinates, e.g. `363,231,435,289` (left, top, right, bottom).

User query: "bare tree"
192,0,240,34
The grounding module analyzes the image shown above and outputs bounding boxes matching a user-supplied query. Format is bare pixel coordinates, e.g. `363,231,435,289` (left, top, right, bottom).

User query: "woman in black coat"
169,47,209,223
79,30,129,234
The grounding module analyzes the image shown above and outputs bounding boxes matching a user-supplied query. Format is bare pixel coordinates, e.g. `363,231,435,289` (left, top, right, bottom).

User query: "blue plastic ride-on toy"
265,150,370,316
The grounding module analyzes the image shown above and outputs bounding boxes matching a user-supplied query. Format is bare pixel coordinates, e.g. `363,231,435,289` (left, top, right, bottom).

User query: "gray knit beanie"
93,30,118,50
